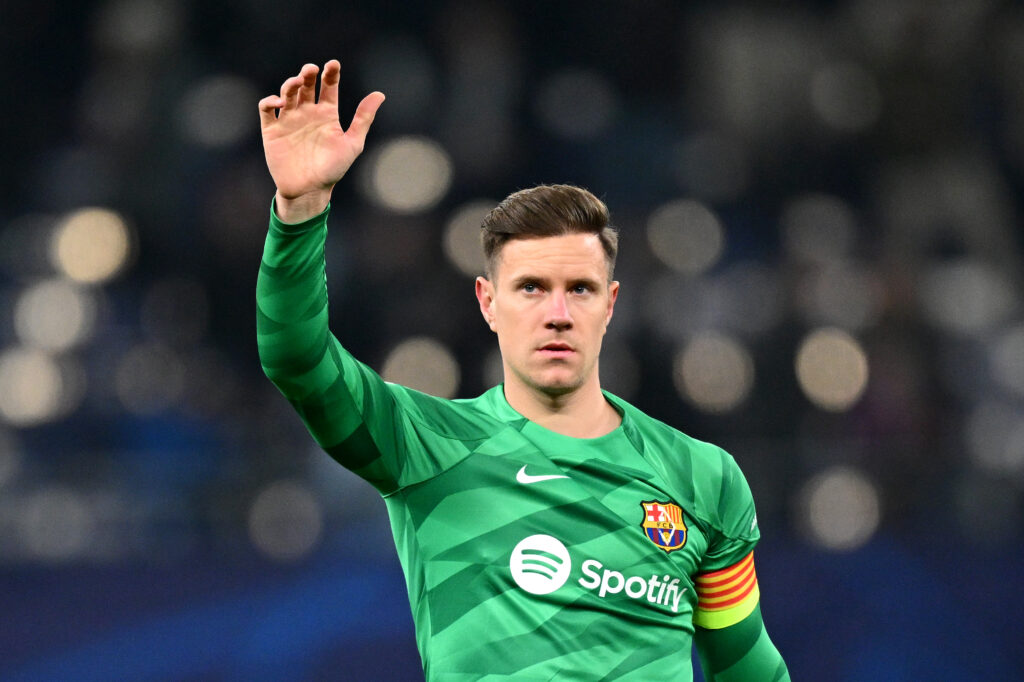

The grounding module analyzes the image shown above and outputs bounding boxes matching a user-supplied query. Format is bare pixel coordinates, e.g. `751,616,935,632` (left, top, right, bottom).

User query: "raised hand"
259,60,384,222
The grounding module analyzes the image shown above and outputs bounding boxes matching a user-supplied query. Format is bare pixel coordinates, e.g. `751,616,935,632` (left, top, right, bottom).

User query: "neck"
503,375,622,438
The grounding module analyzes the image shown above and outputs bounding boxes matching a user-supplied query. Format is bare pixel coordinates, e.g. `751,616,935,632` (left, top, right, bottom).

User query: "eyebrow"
508,274,605,290
509,274,544,289
569,276,604,290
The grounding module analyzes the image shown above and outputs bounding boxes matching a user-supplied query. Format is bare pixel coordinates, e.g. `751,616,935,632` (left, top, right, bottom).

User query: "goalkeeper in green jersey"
257,60,790,681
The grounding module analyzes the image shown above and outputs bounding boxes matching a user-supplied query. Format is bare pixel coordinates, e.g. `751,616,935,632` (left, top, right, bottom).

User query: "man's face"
475,233,619,399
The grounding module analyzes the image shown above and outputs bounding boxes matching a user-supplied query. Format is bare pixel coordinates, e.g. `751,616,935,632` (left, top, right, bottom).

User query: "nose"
544,290,573,331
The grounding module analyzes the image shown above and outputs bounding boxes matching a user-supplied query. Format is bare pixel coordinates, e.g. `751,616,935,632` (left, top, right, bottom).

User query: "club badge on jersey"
640,500,688,553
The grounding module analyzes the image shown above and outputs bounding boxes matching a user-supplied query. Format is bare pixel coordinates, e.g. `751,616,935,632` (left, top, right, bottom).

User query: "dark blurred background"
2,0,1023,680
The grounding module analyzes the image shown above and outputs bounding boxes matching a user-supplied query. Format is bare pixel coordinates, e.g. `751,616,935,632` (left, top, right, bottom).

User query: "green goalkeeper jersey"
257,205,761,681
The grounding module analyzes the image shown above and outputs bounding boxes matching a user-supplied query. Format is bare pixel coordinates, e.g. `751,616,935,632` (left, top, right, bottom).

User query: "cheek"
491,309,519,343
495,302,532,328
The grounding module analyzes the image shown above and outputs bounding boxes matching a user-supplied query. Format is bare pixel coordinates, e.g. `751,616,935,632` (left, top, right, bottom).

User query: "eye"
522,282,539,293
571,284,591,295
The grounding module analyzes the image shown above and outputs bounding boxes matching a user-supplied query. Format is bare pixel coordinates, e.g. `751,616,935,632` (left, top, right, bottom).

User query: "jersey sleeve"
700,449,760,572
694,603,790,681
691,448,761,630
256,200,465,495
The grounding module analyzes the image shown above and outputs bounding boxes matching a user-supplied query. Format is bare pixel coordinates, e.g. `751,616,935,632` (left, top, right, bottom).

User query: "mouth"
538,342,575,358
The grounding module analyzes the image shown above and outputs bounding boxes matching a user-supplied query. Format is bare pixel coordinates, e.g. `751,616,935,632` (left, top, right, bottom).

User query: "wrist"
274,189,332,224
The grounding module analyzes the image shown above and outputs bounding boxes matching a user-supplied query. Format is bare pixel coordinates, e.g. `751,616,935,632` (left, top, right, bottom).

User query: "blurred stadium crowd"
2,0,1023,679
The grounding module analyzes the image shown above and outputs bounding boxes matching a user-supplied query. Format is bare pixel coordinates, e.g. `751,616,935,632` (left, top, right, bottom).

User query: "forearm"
256,199,334,397
256,199,404,486
695,604,790,682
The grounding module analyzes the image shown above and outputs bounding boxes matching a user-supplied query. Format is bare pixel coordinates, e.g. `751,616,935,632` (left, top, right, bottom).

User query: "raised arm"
256,63,410,492
258,60,384,223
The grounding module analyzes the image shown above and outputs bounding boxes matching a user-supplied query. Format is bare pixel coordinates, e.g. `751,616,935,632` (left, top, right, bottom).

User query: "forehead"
493,233,609,282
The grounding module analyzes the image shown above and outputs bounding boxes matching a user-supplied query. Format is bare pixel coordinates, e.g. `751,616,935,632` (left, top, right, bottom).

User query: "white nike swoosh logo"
516,465,570,484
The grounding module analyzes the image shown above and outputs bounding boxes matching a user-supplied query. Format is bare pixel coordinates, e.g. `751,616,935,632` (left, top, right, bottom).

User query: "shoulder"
606,392,753,525
386,383,514,440
607,391,735,475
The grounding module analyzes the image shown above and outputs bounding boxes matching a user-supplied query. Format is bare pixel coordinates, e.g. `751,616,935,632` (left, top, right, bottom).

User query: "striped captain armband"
692,551,760,629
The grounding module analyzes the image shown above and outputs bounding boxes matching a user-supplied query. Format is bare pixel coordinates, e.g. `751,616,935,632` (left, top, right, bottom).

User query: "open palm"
259,60,384,202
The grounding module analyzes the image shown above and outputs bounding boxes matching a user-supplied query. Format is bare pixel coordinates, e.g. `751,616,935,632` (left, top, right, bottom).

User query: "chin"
532,373,584,396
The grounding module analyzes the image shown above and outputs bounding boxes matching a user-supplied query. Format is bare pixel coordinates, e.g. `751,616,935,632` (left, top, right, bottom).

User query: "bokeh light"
646,199,725,276
809,61,883,133
878,155,1016,263
181,348,238,418
795,261,882,331
643,275,718,341
799,466,881,551
718,263,785,337
178,75,258,149
781,193,857,265
690,10,818,140
989,323,1024,398
17,485,97,563
247,480,322,563
93,0,183,55
382,337,460,399
361,136,453,214
14,279,97,352
965,400,1024,478
79,65,153,142
646,265,784,341
672,131,750,202
114,343,186,414
443,200,493,277
795,328,869,411
51,207,133,284
673,332,754,414
920,259,1016,335
534,68,619,140
0,348,65,426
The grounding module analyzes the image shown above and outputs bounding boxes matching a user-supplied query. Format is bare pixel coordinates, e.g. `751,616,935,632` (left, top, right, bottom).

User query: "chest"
401,437,711,606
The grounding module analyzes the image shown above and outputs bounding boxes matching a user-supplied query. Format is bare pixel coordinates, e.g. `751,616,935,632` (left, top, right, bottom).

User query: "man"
257,60,789,681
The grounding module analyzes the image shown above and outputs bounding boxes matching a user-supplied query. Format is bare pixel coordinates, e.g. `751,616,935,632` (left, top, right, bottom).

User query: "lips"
538,342,575,358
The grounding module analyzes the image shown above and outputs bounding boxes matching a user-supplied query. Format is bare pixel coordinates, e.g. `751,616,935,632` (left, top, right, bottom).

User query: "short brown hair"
481,184,619,279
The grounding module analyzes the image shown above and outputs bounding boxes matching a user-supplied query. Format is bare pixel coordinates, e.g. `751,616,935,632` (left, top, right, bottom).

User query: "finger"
280,75,302,110
258,95,284,128
345,91,386,144
297,63,318,105
318,59,341,106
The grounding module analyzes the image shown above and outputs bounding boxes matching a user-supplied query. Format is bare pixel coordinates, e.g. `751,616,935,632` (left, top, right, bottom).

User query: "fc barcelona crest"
641,500,687,553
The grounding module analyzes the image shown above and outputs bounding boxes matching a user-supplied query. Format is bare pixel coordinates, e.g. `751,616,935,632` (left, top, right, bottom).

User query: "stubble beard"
515,357,594,400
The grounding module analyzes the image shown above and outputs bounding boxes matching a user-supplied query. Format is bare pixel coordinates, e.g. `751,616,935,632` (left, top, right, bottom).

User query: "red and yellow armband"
693,551,760,629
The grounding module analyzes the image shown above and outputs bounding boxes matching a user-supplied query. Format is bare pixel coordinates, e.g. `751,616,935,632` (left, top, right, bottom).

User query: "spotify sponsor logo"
510,535,688,612
510,534,572,595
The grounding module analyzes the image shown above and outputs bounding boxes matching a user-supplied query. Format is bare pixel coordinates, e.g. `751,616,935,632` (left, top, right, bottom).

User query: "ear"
604,280,620,329
475,276,498,332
